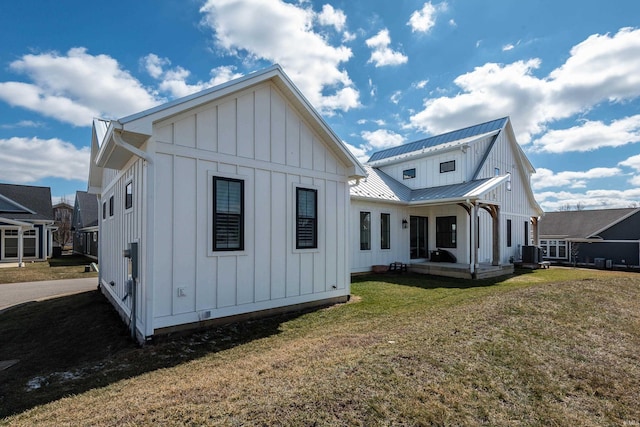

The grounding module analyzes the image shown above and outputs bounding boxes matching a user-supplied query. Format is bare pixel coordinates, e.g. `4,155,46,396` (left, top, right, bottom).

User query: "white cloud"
535,188,640,211
200,0,359,115
0,120,44,129
361,129,405,149
502,44,515,51
343,141,369,163
390,91,402,104
143,54,244,98
365,29,408,67
531,167,622,190
0,137,89,183
532,115,640,153
620,153,640,186
317,4,346,32
409,27,640,146
448,19,456,27
408,2,440,33
0,48,162,126
414,80,428,89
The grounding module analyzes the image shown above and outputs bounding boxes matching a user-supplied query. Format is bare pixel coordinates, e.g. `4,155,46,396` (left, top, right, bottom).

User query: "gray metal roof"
368,117,508,163
409,178,496,203
350,166,412,202
0,183,53,221
350,166,505,204
539,208,640,239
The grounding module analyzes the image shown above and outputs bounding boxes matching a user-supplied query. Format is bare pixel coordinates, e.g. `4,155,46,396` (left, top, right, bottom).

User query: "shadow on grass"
351,268,537,290
0,290,309,418
48,254,96,268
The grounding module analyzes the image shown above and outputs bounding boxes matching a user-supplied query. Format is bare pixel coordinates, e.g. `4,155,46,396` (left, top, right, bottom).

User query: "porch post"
492,206,500,266
17,228,24,267
471,203,479,274
531,217,539,246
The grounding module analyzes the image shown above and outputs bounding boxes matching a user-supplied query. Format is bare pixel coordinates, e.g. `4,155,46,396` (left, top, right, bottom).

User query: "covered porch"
408,260,514,279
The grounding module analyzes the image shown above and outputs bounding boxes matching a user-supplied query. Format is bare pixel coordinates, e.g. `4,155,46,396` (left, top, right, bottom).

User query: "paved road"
0,277,99,312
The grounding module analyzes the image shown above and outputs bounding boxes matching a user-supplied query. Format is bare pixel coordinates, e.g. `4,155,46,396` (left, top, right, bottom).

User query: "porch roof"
350,166,508,205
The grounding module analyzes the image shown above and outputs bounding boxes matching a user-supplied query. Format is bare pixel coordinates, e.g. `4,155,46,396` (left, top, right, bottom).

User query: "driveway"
0,277,98,312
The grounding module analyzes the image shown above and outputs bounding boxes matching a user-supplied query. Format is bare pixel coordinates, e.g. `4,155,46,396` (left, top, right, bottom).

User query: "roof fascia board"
350,195,408,205
0,194,36,215
504,119,543,215
0,217,34,227
471,133,500,180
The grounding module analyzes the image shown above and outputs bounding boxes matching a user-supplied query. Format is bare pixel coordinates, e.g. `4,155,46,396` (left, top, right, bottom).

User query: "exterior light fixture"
402,219,408,229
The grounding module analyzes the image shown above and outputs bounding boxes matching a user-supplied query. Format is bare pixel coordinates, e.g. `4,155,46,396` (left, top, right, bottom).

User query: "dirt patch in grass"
0,255,97,284
2,269,640,425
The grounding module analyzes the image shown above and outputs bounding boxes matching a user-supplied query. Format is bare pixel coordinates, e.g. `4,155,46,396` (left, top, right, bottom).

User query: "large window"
381,213,390,250
410,216,428,259
436,216,457,248
296,188,317,249
2,229,18,258
23,229,37,257
540,240,567,260
440,160,455,173
213,177,244,251
360,212,371,250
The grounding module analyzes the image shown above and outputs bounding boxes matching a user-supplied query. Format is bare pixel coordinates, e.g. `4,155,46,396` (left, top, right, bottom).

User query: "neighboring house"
72,190,99,259
538,208,640,267
0,183,55,265
350,117,543,278
88,65,366,342
52,201,73,249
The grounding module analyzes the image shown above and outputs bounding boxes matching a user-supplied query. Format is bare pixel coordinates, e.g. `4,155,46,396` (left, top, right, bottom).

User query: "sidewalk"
0,277,99,312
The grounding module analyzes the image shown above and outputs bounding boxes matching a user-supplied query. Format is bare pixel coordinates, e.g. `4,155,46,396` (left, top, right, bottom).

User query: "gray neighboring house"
72,190,99,259
0,183,55,265
538,208,640,268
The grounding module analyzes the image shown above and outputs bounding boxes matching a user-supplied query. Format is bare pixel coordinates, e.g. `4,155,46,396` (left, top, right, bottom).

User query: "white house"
0,183,55,266
88,65,366,342
350,117,543,278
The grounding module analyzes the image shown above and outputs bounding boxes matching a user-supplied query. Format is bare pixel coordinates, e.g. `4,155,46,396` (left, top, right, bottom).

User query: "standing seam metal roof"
367,117,508,163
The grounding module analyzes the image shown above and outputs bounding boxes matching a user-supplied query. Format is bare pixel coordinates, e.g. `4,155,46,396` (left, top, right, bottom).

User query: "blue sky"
1,0,640,211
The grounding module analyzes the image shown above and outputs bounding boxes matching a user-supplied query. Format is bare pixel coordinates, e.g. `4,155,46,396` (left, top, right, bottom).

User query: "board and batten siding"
350,200,409,273
99,157,146,336
150,81,351,330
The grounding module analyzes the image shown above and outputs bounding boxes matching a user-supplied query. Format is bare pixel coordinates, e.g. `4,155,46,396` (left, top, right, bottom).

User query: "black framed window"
507,219,512,247
296,188,317,249
213,177,244,251
381,213,390,250
440,160,455,173
109,196,114,217
403,168,416,179
102,202,106,220
436,216,457,248
125,181,133,210
360,212,371,250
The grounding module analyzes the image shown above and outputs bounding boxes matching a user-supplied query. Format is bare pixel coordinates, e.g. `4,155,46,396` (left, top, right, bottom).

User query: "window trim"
124,181,133,210
403,168,416,180
212,176,245,252
295,187,318,250
440,160,455,173
360,211,371,251
207,171,248,256
381,213,391,250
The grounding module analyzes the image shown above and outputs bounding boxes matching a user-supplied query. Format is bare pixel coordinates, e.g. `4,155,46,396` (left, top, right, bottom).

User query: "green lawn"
0,255,97,284
1,267,639,425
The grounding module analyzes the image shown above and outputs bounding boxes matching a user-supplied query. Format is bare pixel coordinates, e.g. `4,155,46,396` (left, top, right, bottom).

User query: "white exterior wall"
474,131,538,263
98,157,147,336
350,200,409,273
148,82,352,331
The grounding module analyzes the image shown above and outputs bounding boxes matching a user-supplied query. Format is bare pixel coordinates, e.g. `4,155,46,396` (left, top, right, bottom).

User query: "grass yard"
0,255,98,284
1,268,639,425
